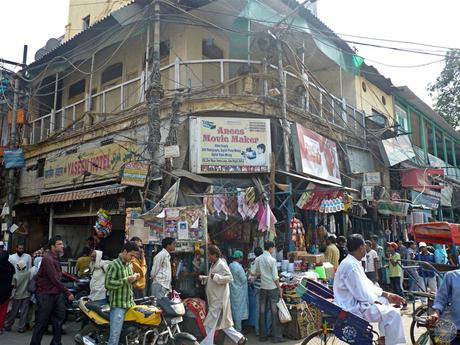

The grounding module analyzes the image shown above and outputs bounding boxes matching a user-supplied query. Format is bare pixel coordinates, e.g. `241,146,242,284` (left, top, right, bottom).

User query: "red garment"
0,298,9,330
36,252,71,297
184,298,207,337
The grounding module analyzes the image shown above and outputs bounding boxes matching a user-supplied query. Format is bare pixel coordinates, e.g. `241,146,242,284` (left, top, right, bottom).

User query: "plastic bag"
276,298,292,323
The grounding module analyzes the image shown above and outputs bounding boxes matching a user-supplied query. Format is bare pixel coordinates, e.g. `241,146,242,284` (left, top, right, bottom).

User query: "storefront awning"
277,170,358,193
39,184,127,204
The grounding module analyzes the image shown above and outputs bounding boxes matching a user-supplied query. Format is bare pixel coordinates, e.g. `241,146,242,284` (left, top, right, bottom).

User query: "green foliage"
428,49,460,128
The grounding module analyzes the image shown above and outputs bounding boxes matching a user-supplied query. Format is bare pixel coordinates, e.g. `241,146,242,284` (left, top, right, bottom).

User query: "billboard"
293,123,341,184
44,142,137,188
189,117,271,173
379,135,415,167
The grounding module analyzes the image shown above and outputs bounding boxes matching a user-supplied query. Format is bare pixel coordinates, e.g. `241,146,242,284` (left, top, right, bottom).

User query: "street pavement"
1,307,422,345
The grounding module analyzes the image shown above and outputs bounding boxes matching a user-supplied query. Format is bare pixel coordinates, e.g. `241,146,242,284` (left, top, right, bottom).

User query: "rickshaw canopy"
413,222,460,245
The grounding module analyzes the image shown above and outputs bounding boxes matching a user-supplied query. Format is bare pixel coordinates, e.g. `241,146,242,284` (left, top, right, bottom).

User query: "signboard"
164,145,180,159
189,117,271,173
363,172,381,185
411,190,440,210
44,142,138,188
379,135,415,167
293,123,341,184
121,162,149,187
401,168,444,189
346,146,374,174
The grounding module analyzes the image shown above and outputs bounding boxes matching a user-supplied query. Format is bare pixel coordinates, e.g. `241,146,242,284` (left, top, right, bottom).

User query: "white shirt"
150,248,172,290
254,251,278,290
9,253,32,271
333,254,383,315
365,249,378,273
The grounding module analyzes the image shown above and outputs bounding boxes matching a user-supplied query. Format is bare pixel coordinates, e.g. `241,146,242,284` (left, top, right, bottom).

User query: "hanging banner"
292,123,341,185
379,135,415,167
44,142,138,188
411,190,440,210
189,117,271,173
121,162,149,187
401,168,444,189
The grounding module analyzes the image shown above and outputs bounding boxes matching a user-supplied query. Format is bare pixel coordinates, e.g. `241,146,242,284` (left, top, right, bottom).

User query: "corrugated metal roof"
39,183,127,204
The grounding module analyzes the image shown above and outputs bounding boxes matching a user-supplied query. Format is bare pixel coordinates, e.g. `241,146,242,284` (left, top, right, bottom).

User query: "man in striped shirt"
105,241,140,345
150,237,176,299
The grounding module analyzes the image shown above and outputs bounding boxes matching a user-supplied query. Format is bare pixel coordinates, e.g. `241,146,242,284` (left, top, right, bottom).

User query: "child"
4,260,31,332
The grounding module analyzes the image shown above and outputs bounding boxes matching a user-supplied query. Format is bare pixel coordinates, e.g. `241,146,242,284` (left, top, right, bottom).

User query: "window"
395,104,408,133
410,111,421,147
435,130,443,159
101,63,123,85
68,79,85,99
36,158,45,178
369,109,387,127
425,122,434,155
202,39,223,59
446,140,455,165
83,15,90,30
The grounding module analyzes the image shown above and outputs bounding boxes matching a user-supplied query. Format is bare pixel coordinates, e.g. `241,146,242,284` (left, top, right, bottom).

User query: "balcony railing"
30,59,366,144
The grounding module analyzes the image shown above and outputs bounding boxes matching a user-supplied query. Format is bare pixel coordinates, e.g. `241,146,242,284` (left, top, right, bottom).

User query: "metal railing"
30,59,366,144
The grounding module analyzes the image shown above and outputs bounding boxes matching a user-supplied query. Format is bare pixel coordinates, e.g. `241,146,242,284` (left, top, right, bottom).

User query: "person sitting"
75,247,92,277
334,234,406,345
428,268,460,344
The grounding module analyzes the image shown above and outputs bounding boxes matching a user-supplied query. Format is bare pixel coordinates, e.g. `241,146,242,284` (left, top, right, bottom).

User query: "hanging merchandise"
225,192,239,217
257,202,277,235
94,208,113,239
213,192,227,216
319,197,344,214
290,218,306,251
204,186,215,214
329,215,336,234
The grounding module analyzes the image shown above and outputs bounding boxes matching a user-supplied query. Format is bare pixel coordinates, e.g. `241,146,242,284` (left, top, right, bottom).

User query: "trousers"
0,298,9,330
5,297,30,330
254,288,272,336
259,288,282,340
29,293,66,345
151,282,168,300
107,307,127,345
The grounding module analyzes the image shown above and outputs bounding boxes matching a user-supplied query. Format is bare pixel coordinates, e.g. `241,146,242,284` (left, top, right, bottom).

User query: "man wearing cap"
416,242,437,297
229,250,249,332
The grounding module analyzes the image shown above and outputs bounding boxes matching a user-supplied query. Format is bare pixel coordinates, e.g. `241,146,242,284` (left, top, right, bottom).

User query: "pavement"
1,306,422,345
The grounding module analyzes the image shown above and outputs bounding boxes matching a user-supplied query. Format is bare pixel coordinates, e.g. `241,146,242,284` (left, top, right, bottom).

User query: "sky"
316,0,460,106
1,0,459,106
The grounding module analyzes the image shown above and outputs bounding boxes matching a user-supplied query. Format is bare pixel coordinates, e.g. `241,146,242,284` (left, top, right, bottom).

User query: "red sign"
294,124,341,184
401,168,444,189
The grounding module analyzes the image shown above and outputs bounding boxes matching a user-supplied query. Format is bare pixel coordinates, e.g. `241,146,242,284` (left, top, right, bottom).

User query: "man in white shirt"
364,240,379,284
150,237,175,299
9,244,32,271
334,234,406,345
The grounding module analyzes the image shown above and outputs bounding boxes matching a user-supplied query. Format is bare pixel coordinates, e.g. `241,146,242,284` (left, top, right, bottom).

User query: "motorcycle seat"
86,301,110,320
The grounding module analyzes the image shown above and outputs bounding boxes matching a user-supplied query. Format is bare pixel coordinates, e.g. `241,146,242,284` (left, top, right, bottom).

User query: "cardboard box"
288,251,324,265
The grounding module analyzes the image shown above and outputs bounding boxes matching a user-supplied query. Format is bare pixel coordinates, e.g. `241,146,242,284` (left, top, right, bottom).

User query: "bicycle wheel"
410,305,431,345
301,330,349,345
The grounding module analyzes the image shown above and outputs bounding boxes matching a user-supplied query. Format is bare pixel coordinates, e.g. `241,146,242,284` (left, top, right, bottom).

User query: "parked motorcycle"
62,271,90,320
76,294,198,345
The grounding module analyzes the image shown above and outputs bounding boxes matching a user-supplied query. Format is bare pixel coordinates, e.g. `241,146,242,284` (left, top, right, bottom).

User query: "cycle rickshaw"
294,222,460,344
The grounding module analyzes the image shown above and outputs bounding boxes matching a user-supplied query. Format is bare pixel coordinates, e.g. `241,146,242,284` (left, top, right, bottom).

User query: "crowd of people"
1,231,460,345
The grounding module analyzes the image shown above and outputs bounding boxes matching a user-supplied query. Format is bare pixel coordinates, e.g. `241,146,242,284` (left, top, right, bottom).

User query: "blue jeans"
254,288,272,336
108,307,127,345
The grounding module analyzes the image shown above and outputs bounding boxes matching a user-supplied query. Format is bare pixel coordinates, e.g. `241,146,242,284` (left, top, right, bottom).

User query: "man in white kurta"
334,234,406,345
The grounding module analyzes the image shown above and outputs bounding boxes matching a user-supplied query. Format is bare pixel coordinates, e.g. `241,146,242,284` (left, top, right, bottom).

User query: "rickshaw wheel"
410,305,433,345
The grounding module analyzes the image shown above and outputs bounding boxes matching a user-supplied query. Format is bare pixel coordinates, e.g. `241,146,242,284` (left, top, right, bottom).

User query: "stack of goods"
290,217,306,251
94,208,112,239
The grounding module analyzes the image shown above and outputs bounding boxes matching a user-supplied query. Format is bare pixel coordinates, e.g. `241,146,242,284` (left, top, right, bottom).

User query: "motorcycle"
62,271,90,320
77,294,199,345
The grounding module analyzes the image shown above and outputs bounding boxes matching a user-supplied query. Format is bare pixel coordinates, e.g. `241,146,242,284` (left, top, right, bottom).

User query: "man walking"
255,241,285,343
105,241,140,345
150,237,175,300
29,236,74,345
9,244,32,271
324,236,340,269
130,237,147,299
364,240,379,284
416,242,437,294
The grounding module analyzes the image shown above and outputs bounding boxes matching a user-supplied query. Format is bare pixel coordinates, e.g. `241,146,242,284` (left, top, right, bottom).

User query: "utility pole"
5,45,26,249
146,0,162,173
276,37,291,171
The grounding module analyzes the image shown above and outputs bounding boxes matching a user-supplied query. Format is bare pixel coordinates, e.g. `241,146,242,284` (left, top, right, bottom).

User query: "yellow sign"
44,142,138,188
121,162,149,187
190,117,272,173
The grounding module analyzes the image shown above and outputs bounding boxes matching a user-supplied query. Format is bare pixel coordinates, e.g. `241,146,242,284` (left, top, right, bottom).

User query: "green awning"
235,0,363,74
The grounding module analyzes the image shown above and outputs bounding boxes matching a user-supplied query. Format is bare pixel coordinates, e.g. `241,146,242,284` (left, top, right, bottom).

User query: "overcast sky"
1,0,459,106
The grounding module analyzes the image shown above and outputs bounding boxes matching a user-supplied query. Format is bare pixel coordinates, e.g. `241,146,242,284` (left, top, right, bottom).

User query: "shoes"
18,328,26,333
272,338,286,343
259,336,268,342
238,336,248,345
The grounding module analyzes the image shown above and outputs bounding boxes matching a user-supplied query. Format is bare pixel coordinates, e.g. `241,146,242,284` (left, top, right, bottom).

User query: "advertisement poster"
44,142,137,188
293,123,341,184
190,117,271,173
379,135,415,167
121,162,149,187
